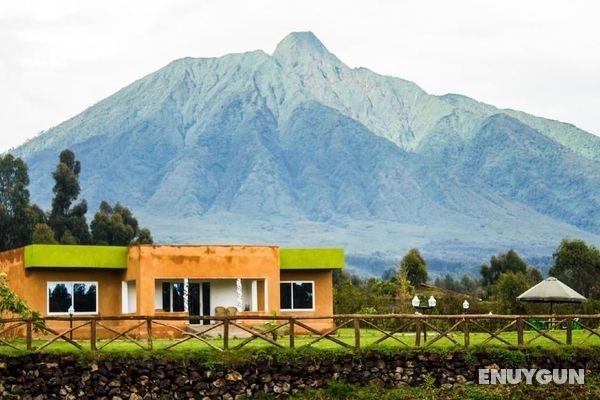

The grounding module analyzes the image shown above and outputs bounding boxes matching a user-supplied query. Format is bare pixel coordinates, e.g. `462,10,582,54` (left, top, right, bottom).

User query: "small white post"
251,280,258,312
183,278,189,312
236,278,243,311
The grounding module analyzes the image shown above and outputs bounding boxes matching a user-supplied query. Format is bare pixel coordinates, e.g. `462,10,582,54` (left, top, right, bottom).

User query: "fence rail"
1,314,599,353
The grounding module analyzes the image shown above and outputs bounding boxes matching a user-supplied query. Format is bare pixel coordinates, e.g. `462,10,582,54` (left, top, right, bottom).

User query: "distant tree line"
335,240,600,315
0,149,152,251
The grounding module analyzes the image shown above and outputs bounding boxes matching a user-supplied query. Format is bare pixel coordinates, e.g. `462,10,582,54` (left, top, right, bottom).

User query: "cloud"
1,0,599,152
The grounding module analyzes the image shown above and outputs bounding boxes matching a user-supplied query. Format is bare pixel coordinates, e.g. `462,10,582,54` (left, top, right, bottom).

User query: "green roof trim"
24,245,128,269
280,248,344,270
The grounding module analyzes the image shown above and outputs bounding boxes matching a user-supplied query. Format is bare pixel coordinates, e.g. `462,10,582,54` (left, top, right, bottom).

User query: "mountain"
12,32,600,276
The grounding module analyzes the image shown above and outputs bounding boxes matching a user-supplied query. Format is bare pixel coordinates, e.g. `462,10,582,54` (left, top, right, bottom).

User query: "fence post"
223,317,229,350
26,319,33,351
566,317,572,345
517,317,524,346
353,317,361,350
289,317,295,348
146,317,153,350
463,317,470,349
90,319,97,351
415,318,422,347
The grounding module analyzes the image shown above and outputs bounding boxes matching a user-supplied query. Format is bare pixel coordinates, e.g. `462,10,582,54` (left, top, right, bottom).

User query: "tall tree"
492,272,530,314
399,248,428,286
48,150,90,244
549,239,600,298
480,249,528,291
0,154,44,251
91,201,153,245
32,223,57,244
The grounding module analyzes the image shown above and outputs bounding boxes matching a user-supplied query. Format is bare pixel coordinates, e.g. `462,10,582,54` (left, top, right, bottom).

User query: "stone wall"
0,349,598,399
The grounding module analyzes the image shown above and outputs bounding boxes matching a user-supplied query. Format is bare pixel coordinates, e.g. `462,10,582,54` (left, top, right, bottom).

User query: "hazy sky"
1,0,599,152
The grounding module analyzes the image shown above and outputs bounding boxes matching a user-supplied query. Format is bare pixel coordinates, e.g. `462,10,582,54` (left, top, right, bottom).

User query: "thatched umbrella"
517,277,586,313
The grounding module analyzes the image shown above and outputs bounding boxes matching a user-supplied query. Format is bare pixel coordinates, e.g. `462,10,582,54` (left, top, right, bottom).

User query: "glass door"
188,283,201,324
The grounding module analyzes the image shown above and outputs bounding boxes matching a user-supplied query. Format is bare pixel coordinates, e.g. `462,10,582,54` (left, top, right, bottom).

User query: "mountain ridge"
11,31,600,275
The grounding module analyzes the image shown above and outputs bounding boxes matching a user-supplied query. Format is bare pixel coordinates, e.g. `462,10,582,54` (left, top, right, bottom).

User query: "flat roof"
279,248,344,270
21,245,344,270
24,245,128,269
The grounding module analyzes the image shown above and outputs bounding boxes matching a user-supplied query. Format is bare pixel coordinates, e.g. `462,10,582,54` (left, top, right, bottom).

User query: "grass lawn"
0,326,599,355
287,378,600,400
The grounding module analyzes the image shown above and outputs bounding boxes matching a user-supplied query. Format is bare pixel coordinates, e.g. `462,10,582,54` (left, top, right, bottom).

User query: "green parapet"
24,244,128,269
280,248,344,270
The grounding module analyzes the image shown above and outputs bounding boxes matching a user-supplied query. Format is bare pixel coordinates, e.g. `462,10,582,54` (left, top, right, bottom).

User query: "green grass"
286,377,600,400
0,326,599,355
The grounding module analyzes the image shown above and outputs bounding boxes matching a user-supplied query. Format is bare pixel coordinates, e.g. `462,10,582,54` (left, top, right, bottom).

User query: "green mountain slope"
12,32,600,275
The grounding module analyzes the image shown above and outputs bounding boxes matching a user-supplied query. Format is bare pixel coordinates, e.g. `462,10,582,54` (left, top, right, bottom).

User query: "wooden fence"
1,314,599,352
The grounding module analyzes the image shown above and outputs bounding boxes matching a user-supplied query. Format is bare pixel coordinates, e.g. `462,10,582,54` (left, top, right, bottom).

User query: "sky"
1,0,599,152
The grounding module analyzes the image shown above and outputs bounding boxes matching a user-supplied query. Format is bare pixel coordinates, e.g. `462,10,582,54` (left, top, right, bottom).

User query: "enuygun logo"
478,368,585,385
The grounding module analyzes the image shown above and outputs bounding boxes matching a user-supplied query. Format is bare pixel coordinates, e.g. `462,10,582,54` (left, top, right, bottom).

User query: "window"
47,282,97,314
280,281,314,311
161,282,185,312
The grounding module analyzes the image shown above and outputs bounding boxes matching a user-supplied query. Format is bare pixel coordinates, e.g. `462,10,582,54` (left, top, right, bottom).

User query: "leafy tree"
333,273,365,314
399,248,428,286
59,230,78,245
134,228,154,245
460,273,478,294
492,272,530,314
480,249,528,293
32,223,57,244
48,149,90,244
396,268,414,300
549,239,600,298
0,272,43,329
526,267,543,285
91,201,153,245
443,273,458,291
0,154,44,251
433,273,481,297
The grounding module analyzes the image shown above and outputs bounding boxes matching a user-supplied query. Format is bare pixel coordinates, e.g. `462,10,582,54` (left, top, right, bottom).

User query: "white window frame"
47,281,99,315
279,281,315,312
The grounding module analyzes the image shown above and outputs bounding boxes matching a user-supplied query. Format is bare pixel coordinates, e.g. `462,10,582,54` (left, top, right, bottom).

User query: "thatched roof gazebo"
517,277,586,313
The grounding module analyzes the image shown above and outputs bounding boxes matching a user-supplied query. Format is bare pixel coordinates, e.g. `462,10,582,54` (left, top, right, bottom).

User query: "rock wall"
0,349,598,399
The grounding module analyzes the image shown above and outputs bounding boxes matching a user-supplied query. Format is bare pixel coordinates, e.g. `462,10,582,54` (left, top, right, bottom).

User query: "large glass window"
280,281,314,311
48,282,97,314
161,282,185,312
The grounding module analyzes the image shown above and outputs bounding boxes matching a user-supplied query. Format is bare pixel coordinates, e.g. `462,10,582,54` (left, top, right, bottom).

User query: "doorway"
188,282,211,325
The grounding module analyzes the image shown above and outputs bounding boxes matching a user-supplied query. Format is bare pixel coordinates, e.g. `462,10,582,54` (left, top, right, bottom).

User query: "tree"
399,248,428,286
91,201,153,245
492,272,530,314
48,149,90,244
134,228,154,245
32,223,57,244
396,268,414,300
59,230,78,245
0,272,42,324
480,249,528,293
333,273,365,314
549,239,600,298
0,154,44,251
459,273,478,294
526,267,543,285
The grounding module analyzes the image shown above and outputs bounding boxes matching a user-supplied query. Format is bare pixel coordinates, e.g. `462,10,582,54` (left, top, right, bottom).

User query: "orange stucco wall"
0,248,123,316
127,245,280,316
279,269,334,331
0,247,126,337
0,245,336,337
